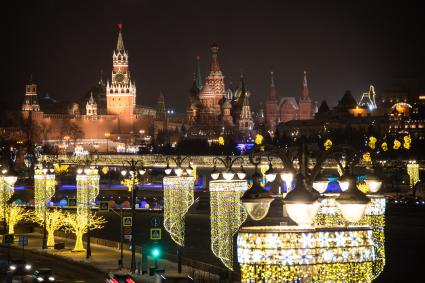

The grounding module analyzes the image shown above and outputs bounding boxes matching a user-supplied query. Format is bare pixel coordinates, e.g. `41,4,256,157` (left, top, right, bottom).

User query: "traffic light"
151,246,160,258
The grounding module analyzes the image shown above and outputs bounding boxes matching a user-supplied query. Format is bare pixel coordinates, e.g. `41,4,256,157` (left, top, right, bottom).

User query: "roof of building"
279,97,299,110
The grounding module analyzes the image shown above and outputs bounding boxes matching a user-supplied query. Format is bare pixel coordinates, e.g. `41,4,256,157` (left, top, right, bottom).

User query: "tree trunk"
47,230,55,247
73,232,85,252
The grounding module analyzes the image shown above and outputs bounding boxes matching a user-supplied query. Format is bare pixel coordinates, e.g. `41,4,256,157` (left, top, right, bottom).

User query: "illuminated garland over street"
76,168,99,215
0,175,17,220
163,176,195,246
210,180,247,270
34,167,56,218
407,162,420,189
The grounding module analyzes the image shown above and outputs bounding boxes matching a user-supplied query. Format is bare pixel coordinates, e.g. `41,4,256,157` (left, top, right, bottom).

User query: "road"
0,246,106,283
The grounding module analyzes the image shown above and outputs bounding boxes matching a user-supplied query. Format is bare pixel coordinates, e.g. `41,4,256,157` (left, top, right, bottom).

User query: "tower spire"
268,71,277,100
302,70,309,99
209,43,221,73
116,23,125,51
195,55,203,90
270,71,275,88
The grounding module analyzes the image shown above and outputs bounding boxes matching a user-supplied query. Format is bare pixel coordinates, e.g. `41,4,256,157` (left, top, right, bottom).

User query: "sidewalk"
13,232,210,283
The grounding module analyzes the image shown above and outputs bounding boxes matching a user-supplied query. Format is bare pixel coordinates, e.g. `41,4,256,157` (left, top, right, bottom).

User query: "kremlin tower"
265,71,279,132
106,24,137,132
22,77,40,112
298,71,314,120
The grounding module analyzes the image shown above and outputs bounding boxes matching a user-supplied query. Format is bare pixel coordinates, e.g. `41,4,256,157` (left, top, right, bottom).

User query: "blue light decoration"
325,177,342,193
236,143,255,154
59,199,68,206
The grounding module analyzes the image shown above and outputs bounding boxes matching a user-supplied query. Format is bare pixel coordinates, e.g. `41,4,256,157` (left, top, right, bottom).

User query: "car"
105,272,136,283
33,268,56,282
8,259,33,276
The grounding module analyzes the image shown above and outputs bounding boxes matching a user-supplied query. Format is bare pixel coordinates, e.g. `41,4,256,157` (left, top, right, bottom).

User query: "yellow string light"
0,175,17,221
163,176,195,247
218,136,225,146
255,134,264,145
76,168,99,215
324,139,333,151
403,135,411,149
393,139,401,150
34,167,55,218
381,142,388,152
368,136,377,149
407,162,420,189
210,180,247,270
6,205,31,234
32,208,66,247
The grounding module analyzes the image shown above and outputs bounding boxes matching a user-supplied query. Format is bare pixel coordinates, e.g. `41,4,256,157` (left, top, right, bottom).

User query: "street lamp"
241,168,274,221
312,172,330,194
284,174,320,226
336,174,370,223
264,157,277,183
338,171,350,191
364,172,383,193
210,156,245,181
120,159,146,273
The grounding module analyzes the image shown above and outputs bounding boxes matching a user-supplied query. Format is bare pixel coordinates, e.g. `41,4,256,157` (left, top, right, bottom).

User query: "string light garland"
210,180,247,270
0,173,17,221
76,167,99,215
324,139,333,151
238,196,386,282
407,162,420,189
163,176,195,247
6,205,31,234
34,166,56,218
32,208,66,247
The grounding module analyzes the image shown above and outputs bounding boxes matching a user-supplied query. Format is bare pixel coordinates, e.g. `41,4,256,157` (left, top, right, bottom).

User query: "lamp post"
121,159,146,273
163,155,194,273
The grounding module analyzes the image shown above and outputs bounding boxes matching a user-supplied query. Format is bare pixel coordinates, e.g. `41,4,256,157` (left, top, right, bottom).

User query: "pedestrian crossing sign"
123,216,133,227
99,201,109,212
150,228,161,240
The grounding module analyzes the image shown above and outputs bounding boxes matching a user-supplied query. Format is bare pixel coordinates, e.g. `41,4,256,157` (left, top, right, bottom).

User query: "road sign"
98,201,109,212
68,197,77,207
124,235,132,241
2,234,14,245
123,226,132,235
123,216,132,227
18,236,28,246
151,217,161,227
150,228,162,240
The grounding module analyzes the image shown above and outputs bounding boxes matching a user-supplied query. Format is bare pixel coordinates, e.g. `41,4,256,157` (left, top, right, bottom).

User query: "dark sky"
3,0,425,112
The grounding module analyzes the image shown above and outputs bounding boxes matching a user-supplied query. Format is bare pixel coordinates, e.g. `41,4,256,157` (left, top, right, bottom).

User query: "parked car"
32,268,56,282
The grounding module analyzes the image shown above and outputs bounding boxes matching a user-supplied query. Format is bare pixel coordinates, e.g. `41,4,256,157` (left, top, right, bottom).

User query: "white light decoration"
174,167,184,177
339,179,349,191
312,175,329,194
336,203,368,223
237,225,378,282
242,200,273,221
210,180,247,270
163,176,195,247
364,173,383,193
265,162,277,183
76,167,99,216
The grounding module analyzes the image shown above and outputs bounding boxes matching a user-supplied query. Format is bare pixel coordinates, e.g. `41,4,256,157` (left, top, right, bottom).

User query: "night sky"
3,0,425,112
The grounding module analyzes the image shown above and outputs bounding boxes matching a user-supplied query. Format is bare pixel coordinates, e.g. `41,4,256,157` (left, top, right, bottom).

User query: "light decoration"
101,166,109,175
32,208,66,247
53,164,69,174
210,180,247,270
324,139,333,151
6,205,31,234
255,134,264,145
368,136,377,149
163,176,195,247
403,135,411,149
76,167,99,215
363,152,372,163
407,162,420,189
381,142,388,151
63,211,106,252
34,166,56,218
237,195,386,282
0,172,17,221
121,177,141,191
393,139,401,150
218,136,225,146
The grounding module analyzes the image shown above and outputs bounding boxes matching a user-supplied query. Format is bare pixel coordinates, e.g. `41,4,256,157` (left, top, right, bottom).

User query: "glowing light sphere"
163,176,195,247
210,180,247,270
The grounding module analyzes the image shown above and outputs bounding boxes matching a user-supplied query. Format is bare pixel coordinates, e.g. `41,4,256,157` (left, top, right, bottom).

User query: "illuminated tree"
32,208,66,247
0,173,17,222
6,205,32,234
63,212,106,252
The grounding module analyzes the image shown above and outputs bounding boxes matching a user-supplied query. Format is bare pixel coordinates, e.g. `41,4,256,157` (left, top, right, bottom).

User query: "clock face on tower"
115,73,124,83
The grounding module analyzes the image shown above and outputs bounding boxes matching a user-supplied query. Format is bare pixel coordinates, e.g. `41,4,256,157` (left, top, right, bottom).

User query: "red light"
118,23,123,30
196,55,200,60
126,278,135,283
111,279,119,283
